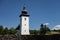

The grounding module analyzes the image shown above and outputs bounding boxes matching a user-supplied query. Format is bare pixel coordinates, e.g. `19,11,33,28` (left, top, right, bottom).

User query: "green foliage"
40,24,50,35
0,25,3,34
53,29,60,33
58,30,60,33
9,28,17,34
33,30,37,35
2,27,9,35
0,25,17,35
30,24,51,35
30,30,40,35
0,24,51,35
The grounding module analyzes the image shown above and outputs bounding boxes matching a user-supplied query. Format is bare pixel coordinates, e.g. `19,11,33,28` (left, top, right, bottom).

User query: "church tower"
19,5,30,35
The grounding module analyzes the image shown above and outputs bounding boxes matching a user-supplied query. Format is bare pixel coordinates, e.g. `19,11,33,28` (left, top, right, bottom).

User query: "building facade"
16,5,30,35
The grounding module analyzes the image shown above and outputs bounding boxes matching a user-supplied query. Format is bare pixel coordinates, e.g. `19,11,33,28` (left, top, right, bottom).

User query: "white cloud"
43,23,49,25
52,25,60,30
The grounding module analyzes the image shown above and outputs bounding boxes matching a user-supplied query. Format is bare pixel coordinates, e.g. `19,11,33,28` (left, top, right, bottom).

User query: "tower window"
25,30,26,32
25,18,26,20
24,30,26,32
24,24,26,26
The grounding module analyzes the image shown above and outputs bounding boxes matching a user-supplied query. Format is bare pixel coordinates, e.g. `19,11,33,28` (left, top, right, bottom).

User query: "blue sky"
0,0,60,30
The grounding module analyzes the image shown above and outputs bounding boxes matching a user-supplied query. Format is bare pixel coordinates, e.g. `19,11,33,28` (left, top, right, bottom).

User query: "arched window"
25,18,26,20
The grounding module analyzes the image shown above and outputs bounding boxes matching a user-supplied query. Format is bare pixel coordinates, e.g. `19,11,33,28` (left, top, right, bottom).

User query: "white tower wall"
20,16,30,35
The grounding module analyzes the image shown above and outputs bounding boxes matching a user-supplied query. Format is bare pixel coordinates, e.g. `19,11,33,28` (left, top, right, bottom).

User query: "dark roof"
16,24,20,30
19,14,29,17
19,5,29,17
19,10,29,17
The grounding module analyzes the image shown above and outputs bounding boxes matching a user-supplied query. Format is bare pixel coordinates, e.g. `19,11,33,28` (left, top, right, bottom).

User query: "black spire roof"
16,24,20,30
19,5,29,17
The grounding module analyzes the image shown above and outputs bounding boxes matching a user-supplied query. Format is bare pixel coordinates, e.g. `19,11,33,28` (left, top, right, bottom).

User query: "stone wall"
0,34,60,40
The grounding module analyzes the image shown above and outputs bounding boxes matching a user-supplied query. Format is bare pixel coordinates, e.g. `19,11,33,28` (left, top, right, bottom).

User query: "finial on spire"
23,4,27,11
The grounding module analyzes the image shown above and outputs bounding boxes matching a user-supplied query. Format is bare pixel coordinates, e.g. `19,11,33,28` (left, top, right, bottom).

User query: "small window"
24,30,26,32
24,24,26,26
25,18,26,20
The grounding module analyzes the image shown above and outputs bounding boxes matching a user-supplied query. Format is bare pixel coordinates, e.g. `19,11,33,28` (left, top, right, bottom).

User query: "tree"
2,27,9,35
0,25,3,34
30,30,40,35
40,24,50,35
33,30,38,35
9,28,17,35
40,24,45,35
44,25,50,32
